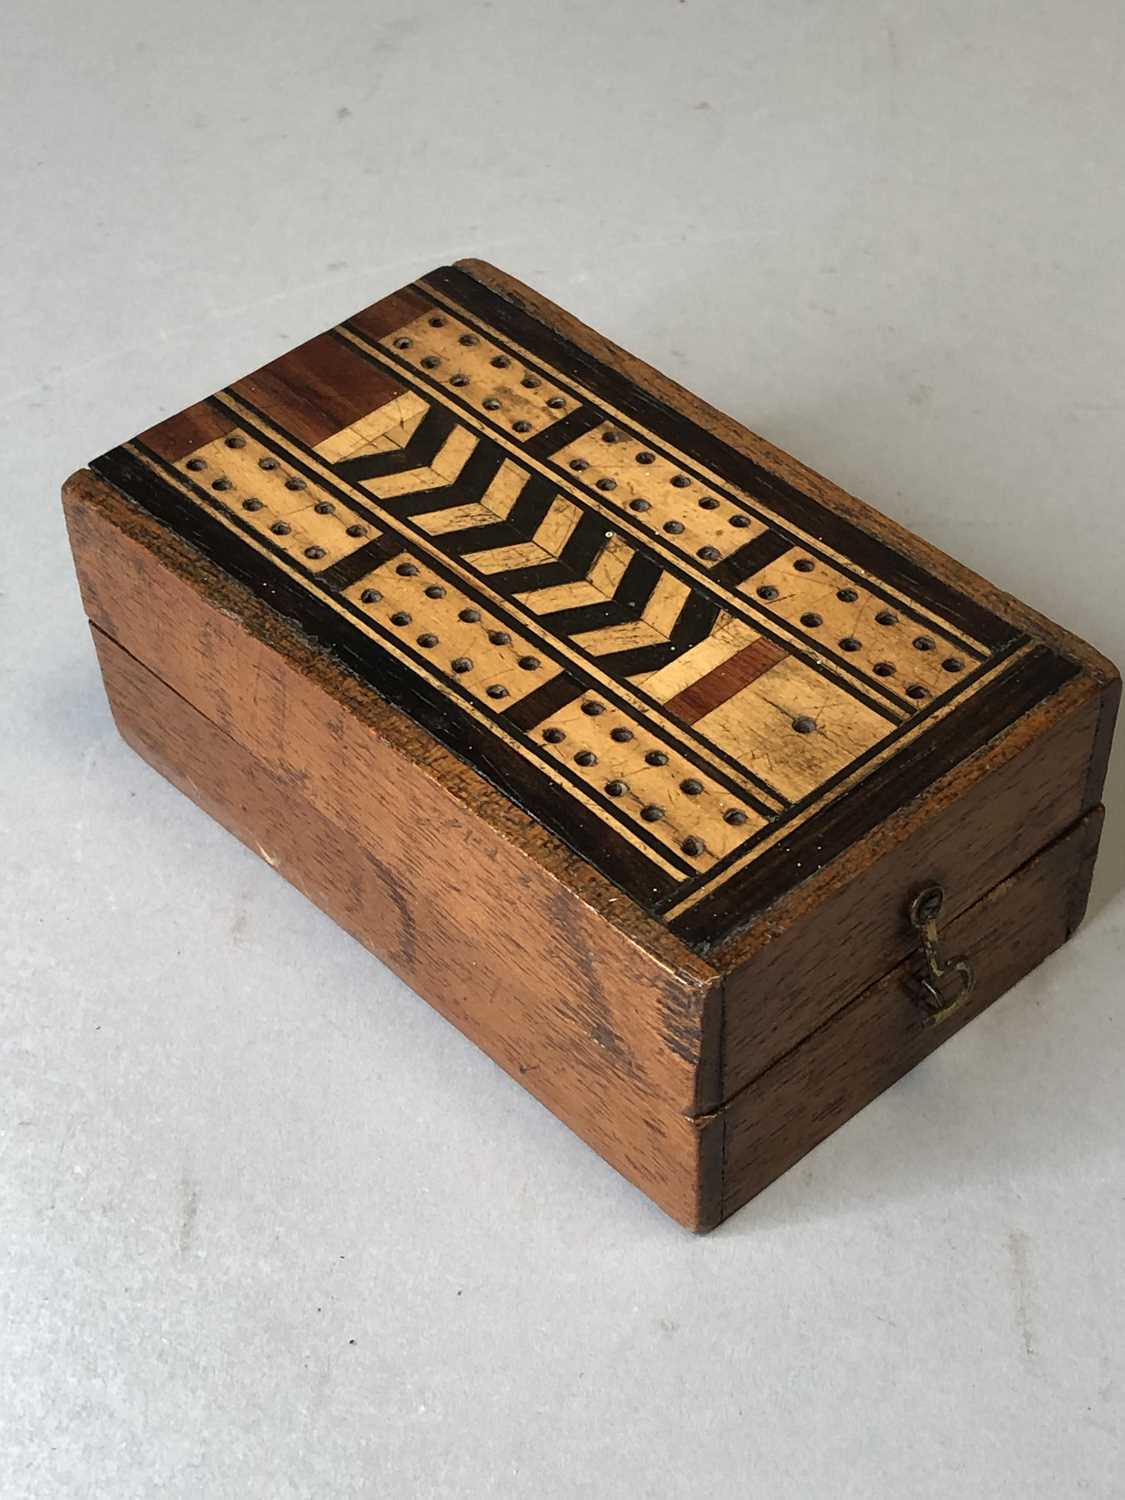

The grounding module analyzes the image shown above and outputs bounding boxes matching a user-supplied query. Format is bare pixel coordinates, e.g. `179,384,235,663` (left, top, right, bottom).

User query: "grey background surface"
2,3,1123,1496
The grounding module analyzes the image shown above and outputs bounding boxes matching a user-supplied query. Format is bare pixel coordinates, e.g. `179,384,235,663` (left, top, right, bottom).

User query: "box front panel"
721,807,1104,1220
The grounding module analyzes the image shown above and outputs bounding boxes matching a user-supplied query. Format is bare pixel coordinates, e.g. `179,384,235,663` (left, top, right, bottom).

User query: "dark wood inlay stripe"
709,530,791,591
504,670,586,732
318,532,405,593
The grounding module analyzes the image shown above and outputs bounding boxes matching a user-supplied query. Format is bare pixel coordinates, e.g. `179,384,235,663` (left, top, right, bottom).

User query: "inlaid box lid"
89,261,1112,965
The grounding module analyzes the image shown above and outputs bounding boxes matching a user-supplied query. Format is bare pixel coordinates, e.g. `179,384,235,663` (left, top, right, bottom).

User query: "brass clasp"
907,885,975,1027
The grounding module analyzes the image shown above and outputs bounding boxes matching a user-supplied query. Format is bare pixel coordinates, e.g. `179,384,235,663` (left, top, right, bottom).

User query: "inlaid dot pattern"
160,311,1000,901
344,553,565,727
528,689,760,863
552,421,770,566
744,548,983,701
380,310,575,437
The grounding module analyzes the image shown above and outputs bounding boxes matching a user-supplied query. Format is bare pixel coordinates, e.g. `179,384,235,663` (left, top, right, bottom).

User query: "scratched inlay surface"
92,266,1075,948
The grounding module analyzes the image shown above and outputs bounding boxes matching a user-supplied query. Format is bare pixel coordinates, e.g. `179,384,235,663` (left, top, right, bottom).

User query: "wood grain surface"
718,673,1106,1094
721,806,1104,1220
91,626,723,1231
61,259,1119,1229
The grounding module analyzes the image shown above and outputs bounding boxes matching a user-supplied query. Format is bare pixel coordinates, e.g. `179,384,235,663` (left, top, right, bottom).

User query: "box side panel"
719,674,1108,1094
63,472,724,1227
720,807,1104,1223
91,627,722,1231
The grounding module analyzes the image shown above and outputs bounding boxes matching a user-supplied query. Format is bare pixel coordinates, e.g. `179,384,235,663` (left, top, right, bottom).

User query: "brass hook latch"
907,885,975,1027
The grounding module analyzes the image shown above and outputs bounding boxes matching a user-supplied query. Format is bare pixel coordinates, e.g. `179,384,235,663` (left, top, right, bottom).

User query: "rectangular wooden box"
63,260,1119,1230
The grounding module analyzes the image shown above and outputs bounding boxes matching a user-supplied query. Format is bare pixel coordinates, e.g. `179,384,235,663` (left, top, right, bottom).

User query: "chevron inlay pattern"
98,269,1033,939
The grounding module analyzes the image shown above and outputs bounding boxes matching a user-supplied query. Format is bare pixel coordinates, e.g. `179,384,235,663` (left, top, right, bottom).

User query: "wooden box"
62,261,1119,1230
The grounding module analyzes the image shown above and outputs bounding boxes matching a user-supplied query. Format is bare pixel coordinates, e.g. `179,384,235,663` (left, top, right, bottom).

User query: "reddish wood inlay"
349,287,433,344
231,331,405,448
663,638,787,725
138,401,234,463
